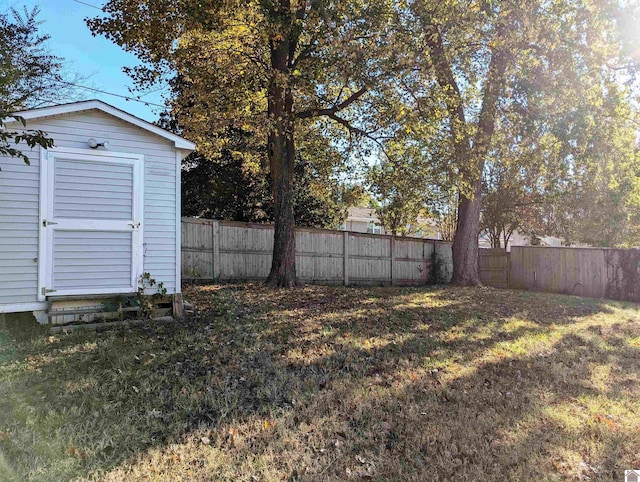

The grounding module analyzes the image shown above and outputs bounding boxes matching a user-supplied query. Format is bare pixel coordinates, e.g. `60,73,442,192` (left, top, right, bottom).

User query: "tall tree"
479,135,554,249
89,0,395,287
399,0,637,284
181,127,271,222
431,191,458,241
543,83,640,248
480,70,640,249
480,164,530,249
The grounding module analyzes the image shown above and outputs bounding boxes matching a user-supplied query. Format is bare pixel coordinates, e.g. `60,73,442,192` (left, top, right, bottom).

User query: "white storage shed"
0,100,195,320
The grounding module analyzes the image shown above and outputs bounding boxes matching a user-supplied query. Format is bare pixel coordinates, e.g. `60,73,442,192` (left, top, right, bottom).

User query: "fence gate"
478,248,510,288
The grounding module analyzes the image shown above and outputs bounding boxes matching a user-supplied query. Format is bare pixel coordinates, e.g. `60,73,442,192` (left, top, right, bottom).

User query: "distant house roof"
7,99,196,151
347,206,378,221
347,206,437,227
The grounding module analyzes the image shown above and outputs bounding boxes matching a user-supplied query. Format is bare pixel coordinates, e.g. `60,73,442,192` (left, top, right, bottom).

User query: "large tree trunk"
265,5,297,288
452,179,483,284
265,94,297,287
265,122,296,287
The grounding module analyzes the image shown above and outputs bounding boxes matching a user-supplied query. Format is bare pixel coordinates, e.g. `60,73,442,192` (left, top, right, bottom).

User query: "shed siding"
0,147,40,305
0,109,179,308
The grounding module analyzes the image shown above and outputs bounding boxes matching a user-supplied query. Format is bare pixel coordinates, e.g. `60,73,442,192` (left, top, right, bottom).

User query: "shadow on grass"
0,284,636,481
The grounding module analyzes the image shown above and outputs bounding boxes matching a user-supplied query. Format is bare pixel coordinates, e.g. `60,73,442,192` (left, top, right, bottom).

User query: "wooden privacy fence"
510,246,640,302
181,218,640,303
181,218,454,285
479,246,640,302
478,248,510,288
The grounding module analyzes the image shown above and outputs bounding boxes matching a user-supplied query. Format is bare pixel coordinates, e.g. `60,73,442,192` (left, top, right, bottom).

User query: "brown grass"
1,284,639,481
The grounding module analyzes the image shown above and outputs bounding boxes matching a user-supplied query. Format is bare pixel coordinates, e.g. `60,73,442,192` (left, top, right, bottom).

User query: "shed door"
41,148,144,297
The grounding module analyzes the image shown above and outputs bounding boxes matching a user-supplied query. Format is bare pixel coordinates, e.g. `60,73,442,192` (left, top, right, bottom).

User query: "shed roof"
9,99,196,151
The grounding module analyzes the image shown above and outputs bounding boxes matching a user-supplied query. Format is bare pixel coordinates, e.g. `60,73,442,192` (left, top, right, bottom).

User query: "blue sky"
2,0,161,121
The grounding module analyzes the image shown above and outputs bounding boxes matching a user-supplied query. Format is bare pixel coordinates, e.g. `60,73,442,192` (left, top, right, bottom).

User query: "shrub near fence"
181,218,453,285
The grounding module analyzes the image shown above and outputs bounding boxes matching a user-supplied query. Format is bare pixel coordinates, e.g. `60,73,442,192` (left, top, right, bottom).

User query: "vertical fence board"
181,218,215,280
394,238,431,284
343,231,349,286
295,229,343,283
348,233,392,283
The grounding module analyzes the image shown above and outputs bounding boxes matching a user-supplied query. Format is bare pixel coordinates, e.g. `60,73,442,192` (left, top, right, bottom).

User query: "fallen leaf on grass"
354,473,373,480
65,445,86,458
263,419,275,430
223,427,238,448
593,413,617,429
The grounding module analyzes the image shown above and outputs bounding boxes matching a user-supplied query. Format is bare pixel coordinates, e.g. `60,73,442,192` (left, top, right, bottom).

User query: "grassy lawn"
1,284,639,481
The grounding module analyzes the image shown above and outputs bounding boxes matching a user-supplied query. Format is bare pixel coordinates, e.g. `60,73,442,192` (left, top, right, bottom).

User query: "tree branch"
291,38,318,68
295,0,307,20
605,62,636,71
422,17,471,176
325,112,368,135
295,85,368,119
322,111,393,160
422,21,466,126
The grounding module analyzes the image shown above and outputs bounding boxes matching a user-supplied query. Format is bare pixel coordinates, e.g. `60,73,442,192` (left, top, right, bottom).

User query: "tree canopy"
480,75,640,249
395,0,640,281
0,7,63,165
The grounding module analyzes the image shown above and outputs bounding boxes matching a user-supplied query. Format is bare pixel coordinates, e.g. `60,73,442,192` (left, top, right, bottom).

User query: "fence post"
426,240,433,285
390,236,395,286
343,231,349,286
212,220,220,280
